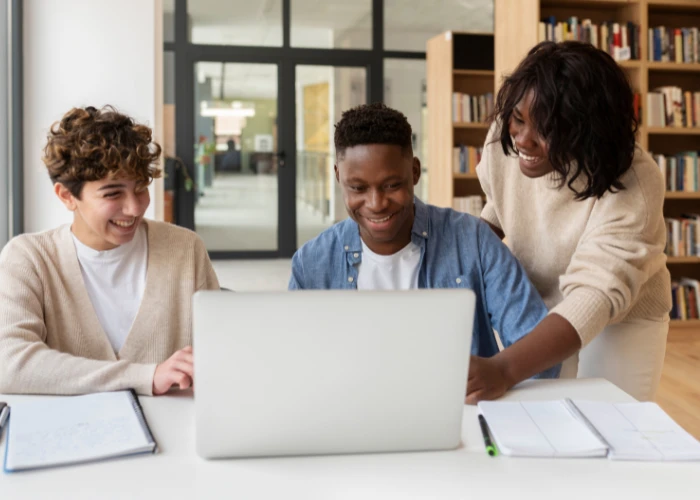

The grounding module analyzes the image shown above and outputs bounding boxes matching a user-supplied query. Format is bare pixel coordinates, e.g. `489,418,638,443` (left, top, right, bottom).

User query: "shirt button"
344,245,349,250
456,278,462,284
422,231,428,237
353,252,359,258
348,277,354,283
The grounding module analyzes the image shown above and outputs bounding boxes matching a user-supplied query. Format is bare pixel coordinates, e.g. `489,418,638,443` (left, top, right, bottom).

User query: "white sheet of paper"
5,391,153,471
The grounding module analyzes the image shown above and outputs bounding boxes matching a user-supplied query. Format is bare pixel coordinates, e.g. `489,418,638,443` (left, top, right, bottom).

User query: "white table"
1,378,698,499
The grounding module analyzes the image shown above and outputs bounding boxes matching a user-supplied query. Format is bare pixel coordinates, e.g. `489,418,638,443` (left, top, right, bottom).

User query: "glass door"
294,65,367,248
192,61,281,253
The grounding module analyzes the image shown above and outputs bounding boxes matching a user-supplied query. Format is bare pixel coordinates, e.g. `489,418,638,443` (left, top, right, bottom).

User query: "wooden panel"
657,327,700,439
648,62,700,72
494,0,539,93
163,104,176,158
427,33,454,208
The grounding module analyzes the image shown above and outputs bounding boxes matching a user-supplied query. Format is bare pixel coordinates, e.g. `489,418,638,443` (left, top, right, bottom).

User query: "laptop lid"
194,289,474,458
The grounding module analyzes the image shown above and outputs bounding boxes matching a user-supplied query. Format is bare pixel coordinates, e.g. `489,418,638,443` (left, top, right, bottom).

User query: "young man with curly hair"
0,106,219,396
478,41,671,401
289,102,561,404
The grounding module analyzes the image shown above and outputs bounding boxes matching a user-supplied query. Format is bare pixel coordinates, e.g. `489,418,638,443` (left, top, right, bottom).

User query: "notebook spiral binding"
128,389,158,453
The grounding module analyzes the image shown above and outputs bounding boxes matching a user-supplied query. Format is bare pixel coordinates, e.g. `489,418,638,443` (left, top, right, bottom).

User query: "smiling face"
335,144,421,256
55,176,150,251
508,89,554,178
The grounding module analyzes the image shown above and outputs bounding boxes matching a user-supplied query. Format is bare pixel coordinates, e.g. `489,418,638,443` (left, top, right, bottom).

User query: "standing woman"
477,41,672,401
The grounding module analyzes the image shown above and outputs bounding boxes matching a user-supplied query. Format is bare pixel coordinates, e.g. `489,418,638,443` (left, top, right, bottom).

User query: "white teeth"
518,151,540,162
112,219,135,228
369,214,392,223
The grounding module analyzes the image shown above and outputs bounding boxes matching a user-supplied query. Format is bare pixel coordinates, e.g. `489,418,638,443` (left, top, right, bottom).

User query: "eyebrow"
97,183,127,191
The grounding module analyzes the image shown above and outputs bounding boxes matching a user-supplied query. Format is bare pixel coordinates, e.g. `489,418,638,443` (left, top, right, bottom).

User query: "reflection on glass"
384,59,428,201
384,0,494,52
194,62,278,251
291,0,371,49
188,0,282,46
163,0,174,42
295,65,366,248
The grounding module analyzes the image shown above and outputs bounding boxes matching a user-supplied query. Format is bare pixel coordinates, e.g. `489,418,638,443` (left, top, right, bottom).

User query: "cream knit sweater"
0,220,219,395
477,126,672,346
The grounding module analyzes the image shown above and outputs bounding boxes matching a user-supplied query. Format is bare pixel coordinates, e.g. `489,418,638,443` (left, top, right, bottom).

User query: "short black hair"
494,41,638,200
334,102,413,159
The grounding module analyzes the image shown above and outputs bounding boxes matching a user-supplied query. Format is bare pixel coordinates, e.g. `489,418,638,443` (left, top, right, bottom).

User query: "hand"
465,355,512,405
152,346,194,395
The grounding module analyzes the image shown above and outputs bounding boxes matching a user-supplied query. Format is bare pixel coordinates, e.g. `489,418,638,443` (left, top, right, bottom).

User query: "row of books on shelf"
647,88,700,128
665,216,700,257
452,145,483,174
538,17,640,61
654,152,699,192
648,26,700,64
671,278,700,320
452,196,484,218
452,93,494,124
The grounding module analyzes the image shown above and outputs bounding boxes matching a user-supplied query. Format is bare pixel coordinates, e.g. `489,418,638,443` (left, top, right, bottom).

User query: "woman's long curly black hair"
494,41,638,200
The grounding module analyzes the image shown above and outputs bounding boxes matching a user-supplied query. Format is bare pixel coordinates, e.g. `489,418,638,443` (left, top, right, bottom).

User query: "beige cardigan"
0,220,220,395
477,125,672,346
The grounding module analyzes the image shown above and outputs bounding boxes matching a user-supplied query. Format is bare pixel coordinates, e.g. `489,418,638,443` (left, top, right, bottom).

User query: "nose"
366,188,389,212
514,122,540,152
122,192,142,216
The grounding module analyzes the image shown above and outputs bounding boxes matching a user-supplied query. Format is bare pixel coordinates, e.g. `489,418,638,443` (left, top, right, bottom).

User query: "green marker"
478,414,498,456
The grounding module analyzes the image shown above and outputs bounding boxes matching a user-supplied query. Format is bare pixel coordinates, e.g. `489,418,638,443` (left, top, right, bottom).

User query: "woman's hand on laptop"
152,346,194,395
465,355,512,405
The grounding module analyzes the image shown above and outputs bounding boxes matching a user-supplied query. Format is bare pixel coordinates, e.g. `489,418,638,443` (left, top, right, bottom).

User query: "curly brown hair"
42,105,162,198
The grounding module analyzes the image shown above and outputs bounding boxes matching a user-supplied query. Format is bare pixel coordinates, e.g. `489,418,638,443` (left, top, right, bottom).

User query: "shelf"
648,62,700,73
648,0,700,12
453,173,478,180
453,69,494,77
541,0,632,7
670,319,700,329
667,257,700,264
453,122,490,129
647,127,700,135
665,192,700,199
618,60,641,69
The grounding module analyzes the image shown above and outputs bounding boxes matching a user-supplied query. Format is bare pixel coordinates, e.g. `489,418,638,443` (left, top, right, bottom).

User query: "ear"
412,157,421,186
54,183,78,211
334,164,340,184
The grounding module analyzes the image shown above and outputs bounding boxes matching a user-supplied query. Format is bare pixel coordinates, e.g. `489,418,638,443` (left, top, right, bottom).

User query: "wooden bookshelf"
427,32,494,209
494,0,700,327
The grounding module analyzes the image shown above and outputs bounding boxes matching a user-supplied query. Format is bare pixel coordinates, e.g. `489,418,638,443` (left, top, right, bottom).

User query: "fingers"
172,361,194,378
466,389,486,405
168,369,192,390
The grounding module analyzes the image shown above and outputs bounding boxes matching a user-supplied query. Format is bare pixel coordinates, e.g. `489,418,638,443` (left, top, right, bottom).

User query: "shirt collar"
339,196,430,253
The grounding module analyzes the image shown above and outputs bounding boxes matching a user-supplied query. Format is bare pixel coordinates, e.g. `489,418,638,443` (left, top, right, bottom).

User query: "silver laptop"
193,289,475,459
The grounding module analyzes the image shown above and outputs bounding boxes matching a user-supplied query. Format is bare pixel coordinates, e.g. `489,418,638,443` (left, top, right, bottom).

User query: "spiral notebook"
3,390,157,472
478,399,700,461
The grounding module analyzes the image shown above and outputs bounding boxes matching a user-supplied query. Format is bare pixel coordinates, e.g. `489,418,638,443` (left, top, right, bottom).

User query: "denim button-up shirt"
289,198,560,378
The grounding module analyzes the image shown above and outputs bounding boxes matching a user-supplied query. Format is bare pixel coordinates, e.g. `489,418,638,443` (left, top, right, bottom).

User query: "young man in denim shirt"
290,103,577,403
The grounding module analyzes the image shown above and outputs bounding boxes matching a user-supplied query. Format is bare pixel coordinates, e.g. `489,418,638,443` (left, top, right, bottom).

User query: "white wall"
23,0,162,233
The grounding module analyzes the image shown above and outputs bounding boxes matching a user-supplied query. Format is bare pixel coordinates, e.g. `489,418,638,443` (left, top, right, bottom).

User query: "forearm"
0,338,157,395
493,313,582,387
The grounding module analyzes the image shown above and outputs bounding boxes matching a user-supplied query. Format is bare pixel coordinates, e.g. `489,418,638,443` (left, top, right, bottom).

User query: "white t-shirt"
357,240,421,290
72,224,148,353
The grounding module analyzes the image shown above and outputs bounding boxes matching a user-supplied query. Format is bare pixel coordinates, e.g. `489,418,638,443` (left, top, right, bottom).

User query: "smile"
518,151,543,164
111,218,136,228
366,213,395,223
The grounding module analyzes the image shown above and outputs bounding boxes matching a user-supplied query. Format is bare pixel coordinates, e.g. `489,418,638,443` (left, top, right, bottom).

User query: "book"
3,390,157,472
478,399,700,461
